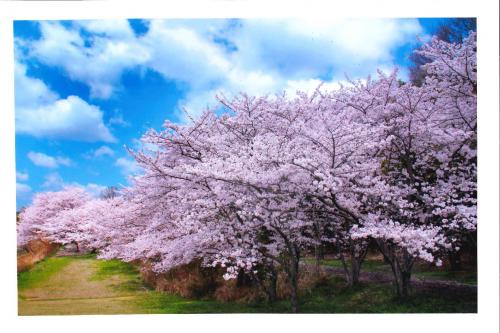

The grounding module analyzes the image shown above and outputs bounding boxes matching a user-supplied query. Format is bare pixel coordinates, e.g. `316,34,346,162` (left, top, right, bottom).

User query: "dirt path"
18,258,146,315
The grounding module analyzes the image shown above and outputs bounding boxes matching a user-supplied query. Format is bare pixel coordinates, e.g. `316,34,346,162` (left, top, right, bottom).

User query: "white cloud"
15,60,116,142
16,182,33,203
42,172,65,188
94,145,115,158
14,62,58,109
56,157,72,167
81,183,107,198
21,18,423,122
142,21,231,89
226,18,422,78
156,18,422,120
17,95,117,143
115,157,142,176
30,20,150,99
28,151,58,168
41,172,107,198
16,171,29,181
76,20,136,39
16,183,32,194
28,151,72,168
109,110,130,127
284,79,337,96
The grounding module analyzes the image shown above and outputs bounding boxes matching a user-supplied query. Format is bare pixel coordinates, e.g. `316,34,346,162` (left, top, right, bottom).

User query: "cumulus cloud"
115,157,142,176
42,172,65,188
16,183,32,194
30,20,149,99
14,62,58,109
17,182,33,203
27,151,72,168
27,151,71,168
15,60,116,142
142,21,231,89
225,19,422,78
20,18,423,121
16,171,29,181
93,145,115,158
108,110,130,127
81,183,108,197
41,172,107,197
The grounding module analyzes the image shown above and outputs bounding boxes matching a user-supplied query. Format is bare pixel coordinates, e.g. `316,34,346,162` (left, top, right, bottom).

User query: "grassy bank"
136,275,476,313
18,255,477,315
18,256,73,290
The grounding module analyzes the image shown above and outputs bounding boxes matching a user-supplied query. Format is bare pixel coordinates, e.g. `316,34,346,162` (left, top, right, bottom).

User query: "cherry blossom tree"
16,31,476,309
347,32,476,297
17,186,91,250
95,32,476,304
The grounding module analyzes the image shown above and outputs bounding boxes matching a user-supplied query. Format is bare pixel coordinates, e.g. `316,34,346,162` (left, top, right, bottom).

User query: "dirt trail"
18,258,145,315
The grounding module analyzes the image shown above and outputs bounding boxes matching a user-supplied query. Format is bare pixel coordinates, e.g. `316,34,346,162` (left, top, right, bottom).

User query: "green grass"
304,258,388,272
297,276,476,313
134,274,476,314
19,255,477,314
135,292,270,313
413,270,477,285
91,258,146,292
304,258,477,285
18,256,72,290
92,258,140,280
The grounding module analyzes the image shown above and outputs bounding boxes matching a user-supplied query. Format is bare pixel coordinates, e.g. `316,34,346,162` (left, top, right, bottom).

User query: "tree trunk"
314,244,325,278
263,266,278,303
313,222,324,278
391,266,412,298
290,278,299,313
267,271,277,303
271,225,301,312
448,251,462,271
376,240,413,299
351,259,361,286
253,263,278,303
286,245,300,313
340,255,361,287
400,271,411,298
314,242,324,260
339,240,368,287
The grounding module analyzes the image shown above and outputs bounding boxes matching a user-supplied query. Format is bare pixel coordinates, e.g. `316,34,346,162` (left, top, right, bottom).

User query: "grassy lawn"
412,270,477,285
18,256,73,290
298,276,476,313
304,258,388,272
303,257,390,275
136,275,476,313
18,255,477,315
303,257,477,285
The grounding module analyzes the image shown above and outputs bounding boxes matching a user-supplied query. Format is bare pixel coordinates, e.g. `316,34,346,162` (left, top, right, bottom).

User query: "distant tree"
17,187,91,247
435,18,477,43
100,186,119,199
16,208,25,223
409,18,476,86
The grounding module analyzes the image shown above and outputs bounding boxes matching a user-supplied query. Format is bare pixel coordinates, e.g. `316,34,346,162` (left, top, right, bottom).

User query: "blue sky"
14,18,452,209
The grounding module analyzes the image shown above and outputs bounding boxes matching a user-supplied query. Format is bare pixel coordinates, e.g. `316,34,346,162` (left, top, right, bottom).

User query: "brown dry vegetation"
17,240,59,272
140,260,269,302
140,260,328,303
